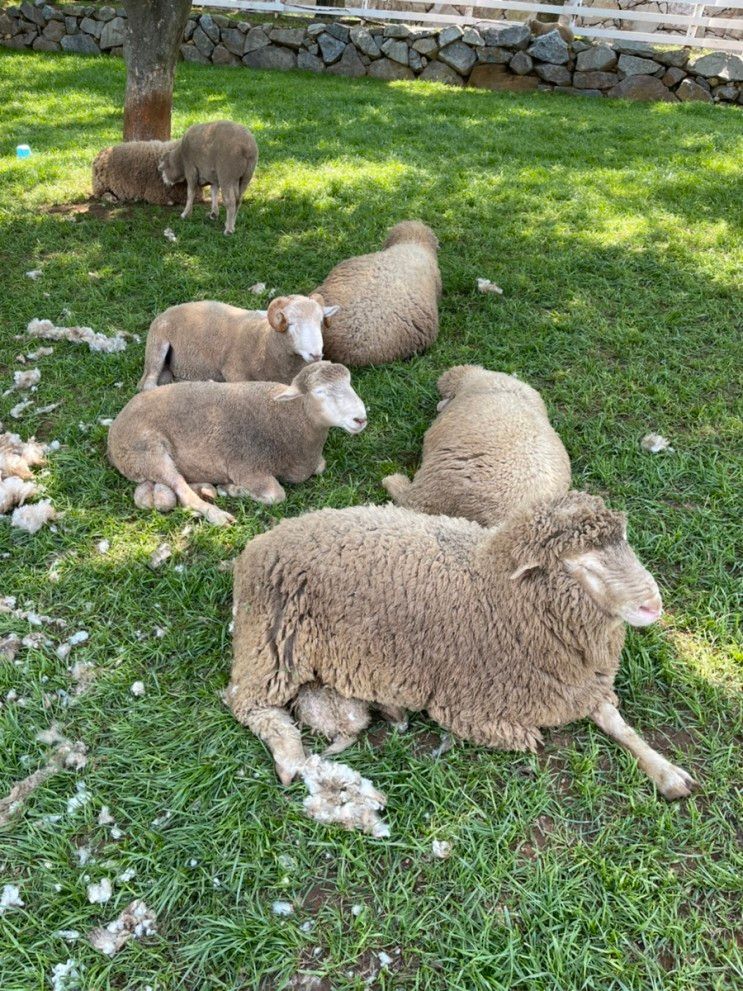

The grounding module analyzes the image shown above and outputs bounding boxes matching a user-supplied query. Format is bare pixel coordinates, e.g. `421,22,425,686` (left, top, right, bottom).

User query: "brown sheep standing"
382,365,571,526
228,493,695,819
158,120,258,235
313,221,442,366
92,141,195,206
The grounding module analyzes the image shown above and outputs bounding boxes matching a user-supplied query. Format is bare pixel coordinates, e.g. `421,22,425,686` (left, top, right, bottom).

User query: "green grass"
1,49,742,991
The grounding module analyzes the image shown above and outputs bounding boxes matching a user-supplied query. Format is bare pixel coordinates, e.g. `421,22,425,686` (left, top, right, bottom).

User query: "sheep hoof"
223,229,234,236
209,211,218,220
204,505,235,527
323,735,357,756
657,764,697,801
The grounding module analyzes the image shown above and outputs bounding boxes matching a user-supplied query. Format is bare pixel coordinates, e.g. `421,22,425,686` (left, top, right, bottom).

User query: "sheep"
138,294,339,391
228,491,696,823
527,17,575,43
382,365,571,527
92,141,195,206
107,362,367,526
293,684,408,756
158,120,258,235
313,221,441,366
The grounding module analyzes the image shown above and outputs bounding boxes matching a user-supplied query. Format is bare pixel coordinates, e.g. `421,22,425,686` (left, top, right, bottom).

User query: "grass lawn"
1,49,742,991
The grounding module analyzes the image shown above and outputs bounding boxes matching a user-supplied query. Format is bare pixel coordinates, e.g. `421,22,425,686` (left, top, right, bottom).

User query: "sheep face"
158,148,183,187
564,541,662,628
267,294,338,365
274,363,367,434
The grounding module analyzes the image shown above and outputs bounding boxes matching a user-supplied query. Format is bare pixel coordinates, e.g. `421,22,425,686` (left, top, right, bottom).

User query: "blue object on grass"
16,144,31,159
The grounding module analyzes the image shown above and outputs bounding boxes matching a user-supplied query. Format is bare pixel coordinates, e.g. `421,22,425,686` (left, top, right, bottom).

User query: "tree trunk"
122,0,192,142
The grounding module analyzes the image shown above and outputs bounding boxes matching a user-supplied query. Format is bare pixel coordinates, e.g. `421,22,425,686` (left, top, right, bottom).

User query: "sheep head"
273,362,367,435
157,142,183,187
383,220,439,254
267,294,337,364
507,492,662,628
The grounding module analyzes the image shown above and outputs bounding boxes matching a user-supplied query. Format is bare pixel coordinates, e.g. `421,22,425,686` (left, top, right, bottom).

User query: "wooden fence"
197,0,743,53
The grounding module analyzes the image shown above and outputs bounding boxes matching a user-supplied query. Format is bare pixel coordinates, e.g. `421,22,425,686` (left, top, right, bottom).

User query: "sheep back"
91,141,195,206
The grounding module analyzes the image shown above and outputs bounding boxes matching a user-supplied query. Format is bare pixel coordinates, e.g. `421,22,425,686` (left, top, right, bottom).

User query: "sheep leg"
589,702,696,800
209,184,219,220
138,340,170,391
133,481,154,509
180,176,197,220
224,476,285,506
242,705,307,786
376,704,408,732
382,473,412,506
152,453,235,527
314,456,326,476
222,185,238,236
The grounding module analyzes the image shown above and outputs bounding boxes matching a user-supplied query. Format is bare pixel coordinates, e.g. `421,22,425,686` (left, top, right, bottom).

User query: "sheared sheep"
158,120,258,235
313,221,441,366
108,362,367,526
382,365,571,526
138,295,339,391
92,141,195,206
229,492,695,818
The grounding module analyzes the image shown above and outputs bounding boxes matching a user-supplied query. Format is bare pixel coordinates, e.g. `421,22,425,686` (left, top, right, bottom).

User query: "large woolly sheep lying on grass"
314,221,441,366
383,365,571,526
138,295,338,391
158,120,258,235
108,362,366,526
229,492,695,832
92,141,194,206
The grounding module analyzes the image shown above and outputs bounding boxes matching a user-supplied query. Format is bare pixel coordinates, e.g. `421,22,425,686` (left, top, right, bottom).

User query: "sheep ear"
273,384,303,402
436,398,451,412
510,561,540,581
322,305,340,319
310,292,325,308
267,297,289,333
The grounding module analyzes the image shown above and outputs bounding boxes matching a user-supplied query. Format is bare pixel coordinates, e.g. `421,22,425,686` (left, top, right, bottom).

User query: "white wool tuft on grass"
27,318,127,354
300,754,389,838
86,877,113,905
148,543,172,570
0,476,38,514
641,433,673,453
8,367,41,392
88,899,157,957
11,499,56,533
26,346,54,360
67,781,90,815
26,269,43,280
431,839,453,859
271,900,294,916
130,681,146,698
97,805,115,826
476,278,503,295
0,884,24,914
54,930,81,942
9,400,34,419
163,228,178,243
50,958,83,991
249,282,266,294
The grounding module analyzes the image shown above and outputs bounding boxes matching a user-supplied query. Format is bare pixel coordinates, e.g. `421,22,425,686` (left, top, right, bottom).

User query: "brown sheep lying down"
92,141,197,206
229,493,695,823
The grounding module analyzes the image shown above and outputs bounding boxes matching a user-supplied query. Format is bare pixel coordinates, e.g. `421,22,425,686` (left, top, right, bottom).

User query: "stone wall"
1,3,742,106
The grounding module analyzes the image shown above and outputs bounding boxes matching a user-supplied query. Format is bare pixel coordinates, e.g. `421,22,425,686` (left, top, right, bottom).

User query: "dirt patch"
302,880,341,915
366,723,391,750
410,728,445,758
645,724,696,755
41,200,137,221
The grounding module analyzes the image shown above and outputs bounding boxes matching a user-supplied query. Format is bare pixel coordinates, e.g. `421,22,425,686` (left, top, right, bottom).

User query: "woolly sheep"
228,492,695,812
527,17,575,43
107,362,367,526
382,365,571,526
138,295,339,391
92,141,194,206
313,221,441,366
158,121,258,235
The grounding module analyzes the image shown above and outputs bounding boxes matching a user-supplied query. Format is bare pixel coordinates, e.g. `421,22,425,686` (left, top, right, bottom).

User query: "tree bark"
122,0,192,142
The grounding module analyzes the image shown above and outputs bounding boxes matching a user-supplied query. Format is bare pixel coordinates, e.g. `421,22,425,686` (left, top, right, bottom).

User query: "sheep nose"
353,416,367,428
638,595,662,621
309,353,322,362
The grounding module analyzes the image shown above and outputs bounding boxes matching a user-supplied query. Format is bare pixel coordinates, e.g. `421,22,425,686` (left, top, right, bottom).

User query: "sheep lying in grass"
383,365,571,526
313,221,441,366
158,120,258,235
92,141,194,206
108,362,367,526
138,295,339,391
229,492,695,828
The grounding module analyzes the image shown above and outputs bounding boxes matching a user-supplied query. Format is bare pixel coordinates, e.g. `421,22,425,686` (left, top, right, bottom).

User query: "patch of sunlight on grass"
668,629,743,691
265,158,415,200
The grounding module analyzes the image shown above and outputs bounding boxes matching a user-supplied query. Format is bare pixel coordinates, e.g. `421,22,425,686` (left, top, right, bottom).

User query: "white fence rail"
197,0,743,53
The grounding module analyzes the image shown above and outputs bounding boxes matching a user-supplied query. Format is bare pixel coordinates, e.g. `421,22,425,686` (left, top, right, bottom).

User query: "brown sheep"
382,365,571,526
91,141,195,206
228,493,695,822
158,120,258,235
313,221,441,366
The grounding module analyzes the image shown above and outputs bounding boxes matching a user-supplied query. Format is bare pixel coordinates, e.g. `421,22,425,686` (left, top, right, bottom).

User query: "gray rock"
694,76,712,92
438,25,462,47
478,46,511,65
19,2,44,27
676,78,713,102
576,45,616,72
199,14,219,44
479,24,530,49
99,15,124,50
573,70,618,90
326,22,350,43
412,36,437,57
327,43,366,77
184,18,196,41
383,24,410,39
714,84,738,102
656,48,689,68
571,40,592,53
305,42,319,56
180,43,209,65
212,44,240,66
419,60,464,86
618,54,661,77
381,38,408,66
110,46,123,58
662,67,686,88
2,35,31,49
212,14,231,28
350,26,380,58
42,19,65,43
94,6,116,21
298,50,324,73
192,25,215,59
509,51,533,75
243,45,296,71
461,26,483,47
32,35,59,51
554,86,604,98
689,52,743,82
438,40,477,75
269,27,305,50
244,27,270,54
608,75,677,102
237,22,251,33
367,57,414,81
64,16,78,35
614,40,655,57
409,49,425,73
470,68,538,92
80,16,102,38
0,12,14,35
527,30,569,65
221,27,247,57
61,32,99,54
306,23,325,38
535,62,571,85
317,32,345,64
